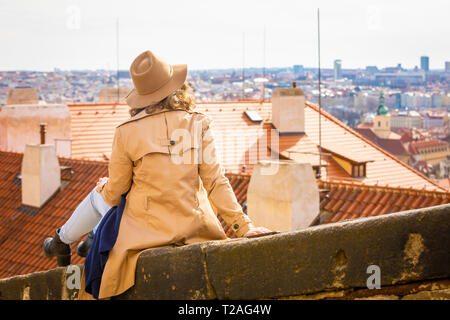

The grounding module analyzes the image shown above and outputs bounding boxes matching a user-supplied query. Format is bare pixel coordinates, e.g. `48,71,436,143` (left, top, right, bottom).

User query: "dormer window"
321,144,374,179
352,164,366,178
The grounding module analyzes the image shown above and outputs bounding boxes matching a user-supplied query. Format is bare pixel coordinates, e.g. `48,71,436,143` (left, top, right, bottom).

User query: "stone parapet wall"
0,204,449,300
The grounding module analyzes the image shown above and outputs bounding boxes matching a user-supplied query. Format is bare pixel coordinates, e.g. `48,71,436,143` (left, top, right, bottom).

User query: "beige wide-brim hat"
125,50,187,109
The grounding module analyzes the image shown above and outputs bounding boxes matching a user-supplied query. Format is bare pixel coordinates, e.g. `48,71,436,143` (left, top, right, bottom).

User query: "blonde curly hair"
129,82,196,117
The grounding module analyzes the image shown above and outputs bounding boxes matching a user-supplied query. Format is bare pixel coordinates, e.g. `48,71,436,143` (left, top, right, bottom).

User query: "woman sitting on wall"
43,50,271,299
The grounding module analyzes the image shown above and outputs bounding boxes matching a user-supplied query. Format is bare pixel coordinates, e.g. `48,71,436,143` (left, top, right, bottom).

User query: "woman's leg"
59,186,112,244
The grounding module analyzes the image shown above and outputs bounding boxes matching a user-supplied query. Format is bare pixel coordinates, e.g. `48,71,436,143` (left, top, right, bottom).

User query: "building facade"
334,60,342,80
390,111,423,129
421,56,429,72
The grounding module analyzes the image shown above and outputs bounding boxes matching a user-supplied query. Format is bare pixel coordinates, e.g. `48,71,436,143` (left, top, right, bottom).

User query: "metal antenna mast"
242,32,245,100
317,8,323,179
262,25,266,101
116,17,120,103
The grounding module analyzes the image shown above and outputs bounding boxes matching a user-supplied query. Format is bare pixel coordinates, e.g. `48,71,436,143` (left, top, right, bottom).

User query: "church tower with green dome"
376,91,389,116
373,91,392,138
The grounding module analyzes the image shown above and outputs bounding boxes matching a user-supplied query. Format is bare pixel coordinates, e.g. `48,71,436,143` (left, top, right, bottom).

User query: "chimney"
21,124,61,208
271,87,305,135
246,160,319,231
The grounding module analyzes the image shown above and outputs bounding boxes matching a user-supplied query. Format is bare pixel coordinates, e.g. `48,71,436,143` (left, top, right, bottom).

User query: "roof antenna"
116,17,120,104
262,25,266,102
317,8,323,179
242,31,245,100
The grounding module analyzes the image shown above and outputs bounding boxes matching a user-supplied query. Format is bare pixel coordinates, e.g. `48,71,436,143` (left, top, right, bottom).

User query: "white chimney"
271,87,306,135
247,160,319,231
21,125,61,208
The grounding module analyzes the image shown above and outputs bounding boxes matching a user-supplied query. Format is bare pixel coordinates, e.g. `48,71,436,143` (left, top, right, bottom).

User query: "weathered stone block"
0,204,448,300
204,204,450,299
402,288,450,300
115,242,217,300
0,267,67,300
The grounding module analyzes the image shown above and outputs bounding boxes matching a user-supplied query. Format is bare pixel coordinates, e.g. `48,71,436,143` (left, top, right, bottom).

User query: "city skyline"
3,57,448,73
0,0,449,71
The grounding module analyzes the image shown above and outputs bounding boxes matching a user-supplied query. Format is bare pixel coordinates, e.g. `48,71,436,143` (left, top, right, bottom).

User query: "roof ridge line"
0,150,109,166
68,103,127,107
318,178,450,196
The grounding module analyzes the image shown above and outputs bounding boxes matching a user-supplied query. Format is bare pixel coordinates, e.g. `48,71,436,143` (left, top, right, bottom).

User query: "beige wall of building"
0,104,72,156
413,146,450,166
390,115,423,129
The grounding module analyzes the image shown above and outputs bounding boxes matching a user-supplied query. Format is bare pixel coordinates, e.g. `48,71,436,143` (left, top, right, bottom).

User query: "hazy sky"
0,0,449,71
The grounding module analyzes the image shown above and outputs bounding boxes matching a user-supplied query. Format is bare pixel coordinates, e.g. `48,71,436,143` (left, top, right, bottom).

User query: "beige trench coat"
90,107,252,299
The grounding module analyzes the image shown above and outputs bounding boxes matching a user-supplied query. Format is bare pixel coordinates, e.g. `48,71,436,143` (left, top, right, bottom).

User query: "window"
359,164,365,177
244,110,263,123
351,164,366,178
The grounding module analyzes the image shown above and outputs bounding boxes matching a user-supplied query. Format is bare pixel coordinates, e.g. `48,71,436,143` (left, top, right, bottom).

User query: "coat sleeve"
198,116,254,237
95,126,133,207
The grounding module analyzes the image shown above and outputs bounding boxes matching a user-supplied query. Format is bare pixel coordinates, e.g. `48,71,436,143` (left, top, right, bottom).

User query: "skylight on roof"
244,110,263,123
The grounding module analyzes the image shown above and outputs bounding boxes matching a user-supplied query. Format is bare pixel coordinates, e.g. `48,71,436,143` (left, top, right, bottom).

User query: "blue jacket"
84,191,128,299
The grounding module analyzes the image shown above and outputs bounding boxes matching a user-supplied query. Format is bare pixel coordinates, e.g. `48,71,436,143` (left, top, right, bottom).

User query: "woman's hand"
96,177,109,188
243,226,273,238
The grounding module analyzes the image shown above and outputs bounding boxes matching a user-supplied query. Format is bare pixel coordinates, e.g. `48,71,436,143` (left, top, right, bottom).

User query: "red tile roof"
68,101,443,191
355,128,410,156
408,139,449,155
0,150,241,278
219,172,252,239
302,103,442,191
318,180,450,224
211,170,450,229
0,150,109,279
69,103,130,161
0,145,448,278
438,178,450,191
203,102,443,190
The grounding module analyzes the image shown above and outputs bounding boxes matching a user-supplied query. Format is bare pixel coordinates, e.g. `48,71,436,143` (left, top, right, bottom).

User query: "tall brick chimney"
21,124,61,208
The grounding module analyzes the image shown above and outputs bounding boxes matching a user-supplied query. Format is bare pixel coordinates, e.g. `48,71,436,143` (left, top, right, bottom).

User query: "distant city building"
98,87,132,103
293,65,304,74
393,92,402,109
409,139,450,166
445,61,450,73
373,91,391,139
383,64,403,73
334,59,342,80
374,71,425,88
432,94,443,108
365,66,379,74
423,112,448,128
420,56,429,72
390,110,423,129
7,87,39,105
355,92,411,164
